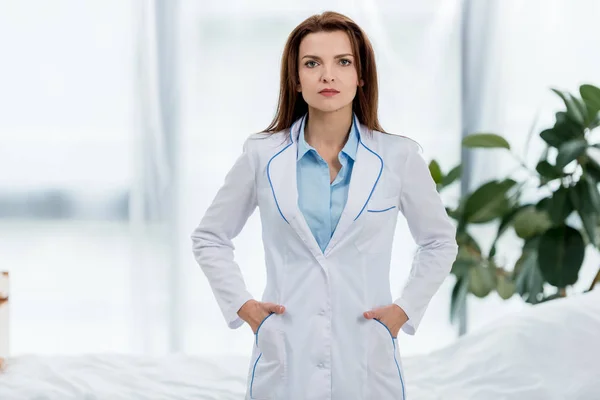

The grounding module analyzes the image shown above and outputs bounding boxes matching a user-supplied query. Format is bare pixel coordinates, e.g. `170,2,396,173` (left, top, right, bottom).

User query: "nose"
320,66,335,83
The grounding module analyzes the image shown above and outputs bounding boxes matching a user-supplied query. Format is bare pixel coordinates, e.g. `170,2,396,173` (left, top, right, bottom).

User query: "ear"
296,84,302,92
358,78,365,87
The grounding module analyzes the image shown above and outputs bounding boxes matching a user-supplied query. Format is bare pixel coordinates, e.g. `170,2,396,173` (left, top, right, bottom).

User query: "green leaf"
462,133,511,150
540,113,584,149
513,237,545,304
489,204,531,258
551,88,586,126
555,139,588,170
456,231,483,254
536,197,551,211
464,179,518,224
569,180,600,247
468,264,497,298
451,258,476,277
554,111,585,135
446,207,461,220
512,206,553,238
450,276,469,324
583,174,600,214
497,274,516,299
538,225,585,288
536,161,563,180
580,84,600,125
540,128,565,148
441,165,462,187
585,157,600,182
429,160,443,184
546,187,574,225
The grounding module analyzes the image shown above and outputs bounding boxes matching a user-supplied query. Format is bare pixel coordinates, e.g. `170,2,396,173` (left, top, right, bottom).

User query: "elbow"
419,236,458,256
418,221,458,254
416,233,458,273
190,225,234,257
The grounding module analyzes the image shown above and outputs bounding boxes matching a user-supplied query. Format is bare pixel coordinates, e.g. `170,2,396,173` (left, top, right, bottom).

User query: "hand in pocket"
363,304,408,337
237,300,286,333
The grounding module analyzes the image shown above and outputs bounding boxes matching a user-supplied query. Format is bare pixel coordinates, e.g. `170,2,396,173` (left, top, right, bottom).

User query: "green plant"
430,84,600,324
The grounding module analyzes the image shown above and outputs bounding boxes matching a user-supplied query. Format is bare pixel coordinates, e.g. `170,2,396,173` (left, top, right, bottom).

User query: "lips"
319,88,339,97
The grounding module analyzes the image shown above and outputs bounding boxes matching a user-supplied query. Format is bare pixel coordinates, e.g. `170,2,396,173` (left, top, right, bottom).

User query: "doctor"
191,11,458,400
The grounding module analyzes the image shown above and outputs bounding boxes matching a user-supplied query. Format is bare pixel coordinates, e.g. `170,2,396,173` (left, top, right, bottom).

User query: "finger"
363,310,378,319
263,302,285,314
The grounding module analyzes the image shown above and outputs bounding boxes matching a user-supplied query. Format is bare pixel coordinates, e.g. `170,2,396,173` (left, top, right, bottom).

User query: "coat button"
317,362,324,368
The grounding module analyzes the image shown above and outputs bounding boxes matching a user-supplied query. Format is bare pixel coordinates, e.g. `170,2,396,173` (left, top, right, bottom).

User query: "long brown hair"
263,11,385,134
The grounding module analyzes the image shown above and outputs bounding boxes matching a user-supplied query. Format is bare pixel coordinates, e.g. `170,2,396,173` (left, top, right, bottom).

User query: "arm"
190,137,257,329
393,146,458,335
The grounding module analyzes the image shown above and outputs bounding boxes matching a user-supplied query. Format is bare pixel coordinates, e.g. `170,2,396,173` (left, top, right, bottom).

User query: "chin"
306,99,353,114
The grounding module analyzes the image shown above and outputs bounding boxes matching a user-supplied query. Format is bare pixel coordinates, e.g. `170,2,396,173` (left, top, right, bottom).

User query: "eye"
339,59,352,66
305,60,318,68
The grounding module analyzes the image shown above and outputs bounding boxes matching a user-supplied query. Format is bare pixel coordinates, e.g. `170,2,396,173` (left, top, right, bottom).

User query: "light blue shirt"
297,115,359,252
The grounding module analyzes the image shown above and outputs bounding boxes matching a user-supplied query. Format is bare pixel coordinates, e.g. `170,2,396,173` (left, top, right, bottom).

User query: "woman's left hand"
363,304,409,337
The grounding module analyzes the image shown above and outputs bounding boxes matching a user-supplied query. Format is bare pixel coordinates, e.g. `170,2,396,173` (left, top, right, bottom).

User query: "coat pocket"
366,319,406,400
355,195,400,254
249,313,287,399
366,195,399,213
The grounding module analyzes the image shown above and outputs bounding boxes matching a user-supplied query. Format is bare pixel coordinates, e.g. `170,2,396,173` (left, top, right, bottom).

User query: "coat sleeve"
393,145,458,335
190,137,257,329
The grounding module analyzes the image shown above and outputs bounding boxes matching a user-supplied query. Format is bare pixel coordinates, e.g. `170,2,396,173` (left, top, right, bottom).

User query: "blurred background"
1,0,599,359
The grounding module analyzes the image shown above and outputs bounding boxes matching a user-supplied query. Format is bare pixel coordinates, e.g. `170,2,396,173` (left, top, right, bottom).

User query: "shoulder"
370,130,423,169
369,131,428,182
243,130,291,153
240,130,292,172
373,130,422,155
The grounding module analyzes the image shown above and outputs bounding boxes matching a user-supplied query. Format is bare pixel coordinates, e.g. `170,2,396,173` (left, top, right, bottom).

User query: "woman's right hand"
237,299,286,334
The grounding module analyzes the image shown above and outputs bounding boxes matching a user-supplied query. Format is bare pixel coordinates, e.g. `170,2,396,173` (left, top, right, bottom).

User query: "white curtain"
130,0,182,354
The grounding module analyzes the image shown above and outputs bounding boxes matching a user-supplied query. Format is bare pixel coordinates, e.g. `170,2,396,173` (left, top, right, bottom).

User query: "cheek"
298,66,316,81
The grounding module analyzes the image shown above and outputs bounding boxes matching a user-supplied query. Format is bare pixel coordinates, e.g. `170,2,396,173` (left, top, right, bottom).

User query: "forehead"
298,30,354,56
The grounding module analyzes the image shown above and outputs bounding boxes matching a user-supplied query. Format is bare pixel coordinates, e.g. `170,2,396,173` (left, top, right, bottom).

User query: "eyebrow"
301,53,354,60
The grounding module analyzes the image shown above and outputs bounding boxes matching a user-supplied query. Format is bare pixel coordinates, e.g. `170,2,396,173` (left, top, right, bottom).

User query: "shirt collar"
297,113,360,161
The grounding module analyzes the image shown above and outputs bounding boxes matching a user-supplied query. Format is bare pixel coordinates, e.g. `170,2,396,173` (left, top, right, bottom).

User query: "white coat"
191,115,458,400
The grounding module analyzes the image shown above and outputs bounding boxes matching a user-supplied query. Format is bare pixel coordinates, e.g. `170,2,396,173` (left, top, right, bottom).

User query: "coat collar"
266,113,383,260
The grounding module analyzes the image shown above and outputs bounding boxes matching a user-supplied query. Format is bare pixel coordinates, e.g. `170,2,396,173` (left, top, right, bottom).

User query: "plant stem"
509,152,538,178
589,267,600,291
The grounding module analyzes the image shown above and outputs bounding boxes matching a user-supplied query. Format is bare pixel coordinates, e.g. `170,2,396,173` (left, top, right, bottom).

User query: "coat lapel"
267,115,324,261
324,119,383,256
267,114,383,260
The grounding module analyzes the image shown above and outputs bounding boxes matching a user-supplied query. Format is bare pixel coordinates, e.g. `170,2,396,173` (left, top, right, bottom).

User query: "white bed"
1,290,598,400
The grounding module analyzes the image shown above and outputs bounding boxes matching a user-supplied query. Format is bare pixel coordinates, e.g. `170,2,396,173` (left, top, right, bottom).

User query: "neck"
304,105,353,151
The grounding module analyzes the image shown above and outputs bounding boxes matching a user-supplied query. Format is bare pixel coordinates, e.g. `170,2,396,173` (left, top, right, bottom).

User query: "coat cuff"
225,291,254,329
393,298,417,336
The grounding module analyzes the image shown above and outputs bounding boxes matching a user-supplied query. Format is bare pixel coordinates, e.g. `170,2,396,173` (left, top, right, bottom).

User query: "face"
297,30,363,114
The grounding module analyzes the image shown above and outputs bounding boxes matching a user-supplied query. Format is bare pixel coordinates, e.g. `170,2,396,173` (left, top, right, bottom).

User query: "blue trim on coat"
374,318,406,399
249,312,275,399
249,352,262,399
254,312,274,346
393,338,406,400
367,206,396,213
266,116,304,224
353,115,384,221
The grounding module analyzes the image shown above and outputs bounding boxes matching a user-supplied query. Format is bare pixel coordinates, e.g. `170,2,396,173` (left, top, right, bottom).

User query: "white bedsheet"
1,290,599,400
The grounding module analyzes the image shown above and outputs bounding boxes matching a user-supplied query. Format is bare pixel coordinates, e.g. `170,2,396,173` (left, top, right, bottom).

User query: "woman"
191,11,458,400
